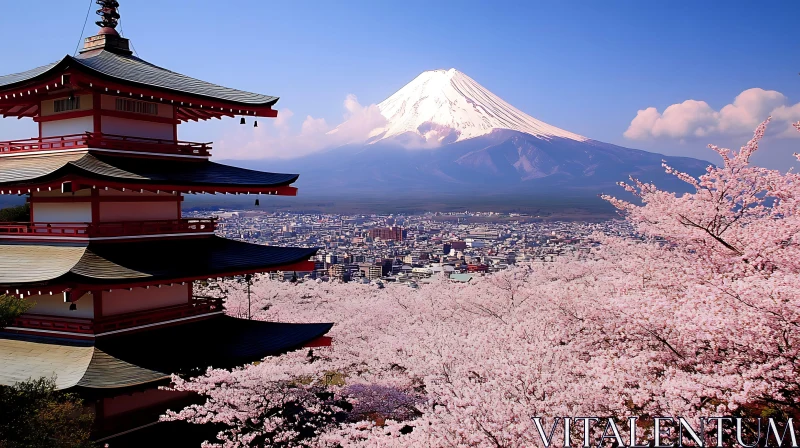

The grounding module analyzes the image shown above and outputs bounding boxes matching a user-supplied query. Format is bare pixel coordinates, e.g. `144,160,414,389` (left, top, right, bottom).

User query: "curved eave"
0,237,319,290
0,335,169,390
94,316,335,373
0,56,69,92
0,174,300,197
0,53,279,112
0,317,334,390
0,152,300,196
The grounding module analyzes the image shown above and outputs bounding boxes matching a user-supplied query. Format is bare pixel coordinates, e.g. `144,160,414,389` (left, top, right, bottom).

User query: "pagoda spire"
81,0,131,55
95,0,121,32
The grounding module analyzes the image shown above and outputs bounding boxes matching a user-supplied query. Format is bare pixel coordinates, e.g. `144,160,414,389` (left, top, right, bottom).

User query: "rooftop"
0,151,300,195
0,316,333,389
0,50,279,120
0,236,318,290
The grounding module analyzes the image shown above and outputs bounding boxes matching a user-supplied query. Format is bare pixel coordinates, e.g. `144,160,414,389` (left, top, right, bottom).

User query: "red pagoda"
0,1,330,440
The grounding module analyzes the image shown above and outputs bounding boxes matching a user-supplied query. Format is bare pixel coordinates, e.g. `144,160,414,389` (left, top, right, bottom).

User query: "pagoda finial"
81,0,131,55
95,0,121,32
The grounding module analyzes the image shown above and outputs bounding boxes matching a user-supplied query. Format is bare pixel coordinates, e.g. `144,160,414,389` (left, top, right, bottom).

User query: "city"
186,208,633,285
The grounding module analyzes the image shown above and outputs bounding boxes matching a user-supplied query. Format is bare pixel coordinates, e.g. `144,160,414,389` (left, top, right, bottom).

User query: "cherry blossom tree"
165,119,800,447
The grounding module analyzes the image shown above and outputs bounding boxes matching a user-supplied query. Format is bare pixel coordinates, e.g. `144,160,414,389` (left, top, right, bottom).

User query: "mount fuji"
235,69,710,203
358,68,588,146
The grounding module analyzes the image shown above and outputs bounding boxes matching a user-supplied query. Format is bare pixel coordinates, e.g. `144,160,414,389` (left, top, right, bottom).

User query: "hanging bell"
254,197,260,206
254,120,259,128
240,117,246,125
69,302,77,311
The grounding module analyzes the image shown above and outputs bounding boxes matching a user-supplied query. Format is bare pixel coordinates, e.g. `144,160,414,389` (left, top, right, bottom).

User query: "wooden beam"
179,108,203,122
69,72,278,118
2,105,27,118
33,109,93,122
17,105,39,118
189,108,214,120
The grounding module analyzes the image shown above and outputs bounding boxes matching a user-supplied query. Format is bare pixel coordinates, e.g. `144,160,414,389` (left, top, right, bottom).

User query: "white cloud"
326,94,387,145
771,103,800,138
624,88,800,141
272,109,294,133
215,94,386,160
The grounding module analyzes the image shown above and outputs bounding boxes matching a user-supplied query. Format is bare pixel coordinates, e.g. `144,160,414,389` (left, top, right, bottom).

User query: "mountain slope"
243,130,708,196
227,68,711,200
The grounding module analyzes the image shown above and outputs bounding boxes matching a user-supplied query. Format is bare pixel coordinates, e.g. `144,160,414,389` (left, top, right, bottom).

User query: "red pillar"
93,290,104,320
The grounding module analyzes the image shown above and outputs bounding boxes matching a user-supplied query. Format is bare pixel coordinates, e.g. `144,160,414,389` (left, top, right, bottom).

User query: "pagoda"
0,1,331,440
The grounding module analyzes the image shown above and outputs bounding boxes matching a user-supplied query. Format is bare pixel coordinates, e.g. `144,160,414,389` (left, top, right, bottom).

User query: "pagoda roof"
0,336,168,389
0,50,278,109
0,152,299,195
0,236,318,288
0,316,333,389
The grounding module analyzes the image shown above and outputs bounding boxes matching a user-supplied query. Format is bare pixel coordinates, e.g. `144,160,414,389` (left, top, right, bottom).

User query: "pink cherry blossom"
164,120,800,447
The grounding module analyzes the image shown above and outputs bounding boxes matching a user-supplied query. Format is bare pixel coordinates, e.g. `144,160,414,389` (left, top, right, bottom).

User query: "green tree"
0,295,31,329
0,378,94,448
0,204,29,222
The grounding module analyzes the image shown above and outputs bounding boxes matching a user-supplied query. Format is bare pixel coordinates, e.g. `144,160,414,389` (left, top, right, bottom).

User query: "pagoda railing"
9,297,225,336
0,218,217,238
12,313,94,335
0,132,212,157
93,296,224,334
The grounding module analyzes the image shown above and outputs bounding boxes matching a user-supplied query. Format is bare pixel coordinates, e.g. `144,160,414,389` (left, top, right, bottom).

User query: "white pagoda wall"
41,116,93,138
32,202,91,223
99,201,179,222
98,189,181,222
25,292,95,319
100,116,173,140
102,284,189,316
30,190,181,224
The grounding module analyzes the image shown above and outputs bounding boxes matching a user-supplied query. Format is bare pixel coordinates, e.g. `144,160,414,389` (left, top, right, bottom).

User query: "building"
403,254,420,265
0,3,331,442
359,264,383,280
451,241,467,251
369,226,404,241
381,259,395,276
468,228,500,240
467,264,490,273
466,239,486,248
328,264,348,281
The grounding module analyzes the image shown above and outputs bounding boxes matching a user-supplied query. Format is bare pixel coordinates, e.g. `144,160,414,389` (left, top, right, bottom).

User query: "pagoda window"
41,95,92,117
54,97,81,113
115,98,159,116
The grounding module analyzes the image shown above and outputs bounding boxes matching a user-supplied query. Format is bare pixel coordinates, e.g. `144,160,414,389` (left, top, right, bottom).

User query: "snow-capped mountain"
367,68,588,145
234,69,711,201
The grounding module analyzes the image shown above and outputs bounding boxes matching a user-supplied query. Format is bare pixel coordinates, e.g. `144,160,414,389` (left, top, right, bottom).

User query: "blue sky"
0,0,798,168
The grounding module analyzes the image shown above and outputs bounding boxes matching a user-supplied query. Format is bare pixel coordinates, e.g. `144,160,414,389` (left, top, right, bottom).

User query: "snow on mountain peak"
368,68,588,145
